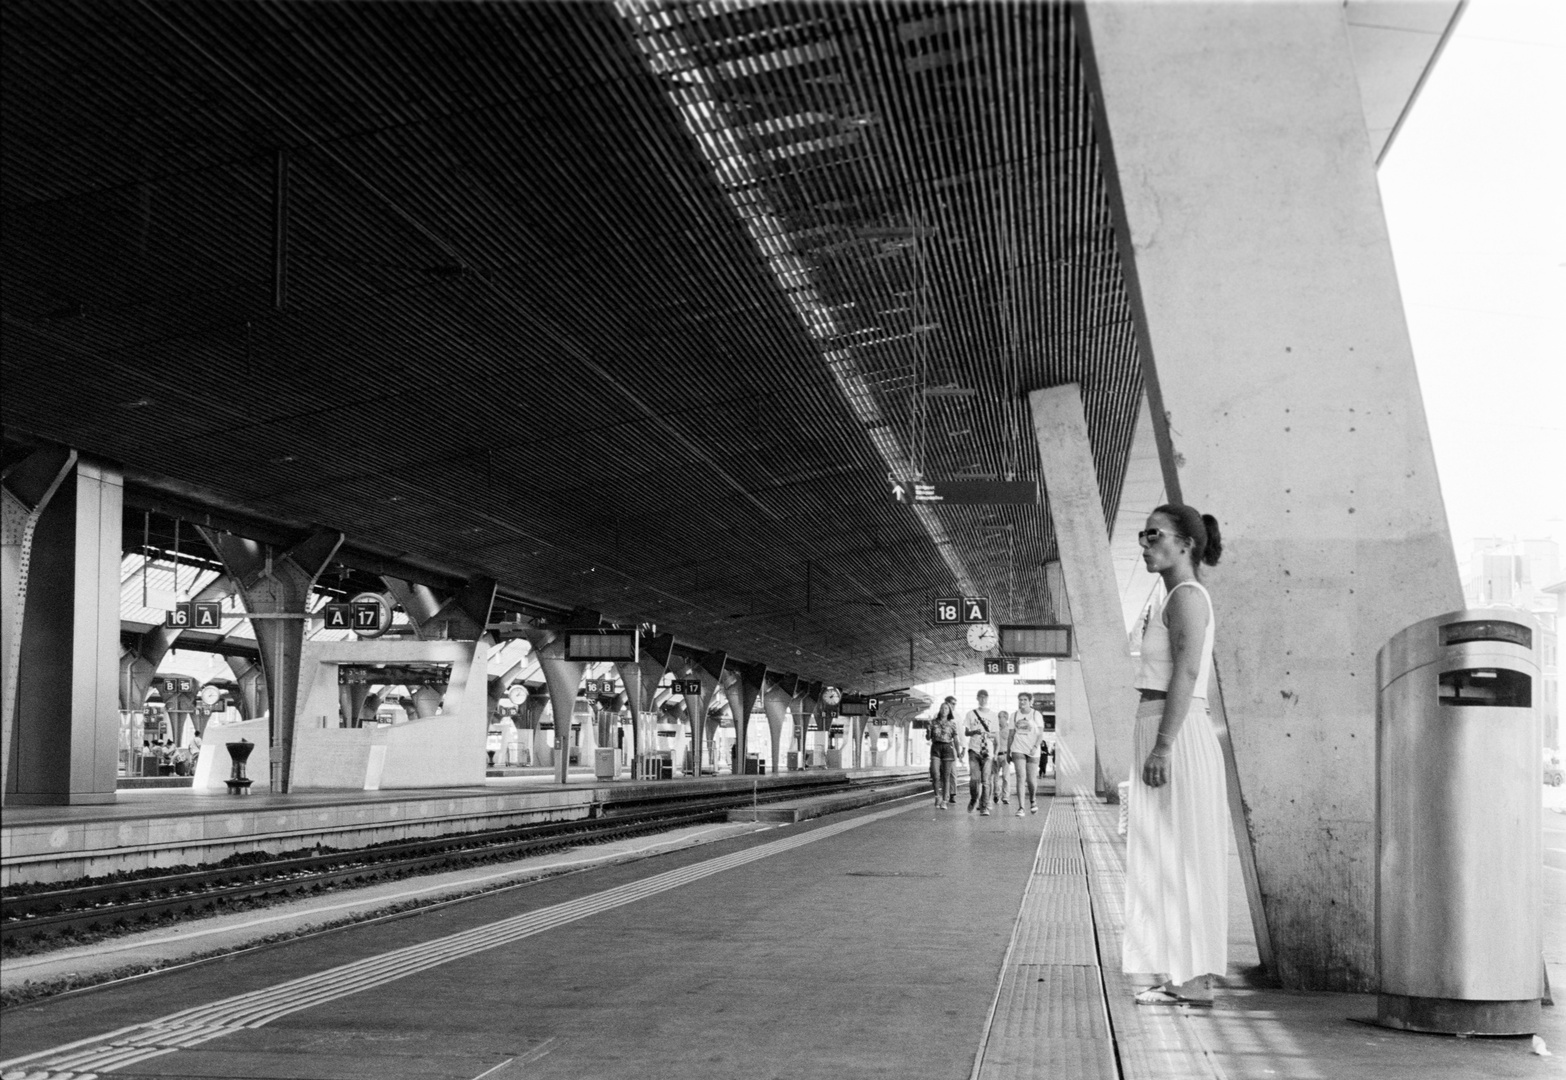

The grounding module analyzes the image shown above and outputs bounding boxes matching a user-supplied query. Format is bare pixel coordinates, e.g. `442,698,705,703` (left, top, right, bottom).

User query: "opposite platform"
2,768,922,886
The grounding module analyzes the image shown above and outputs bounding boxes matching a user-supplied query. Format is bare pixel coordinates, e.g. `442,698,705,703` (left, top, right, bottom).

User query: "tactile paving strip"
977,803,1117,1080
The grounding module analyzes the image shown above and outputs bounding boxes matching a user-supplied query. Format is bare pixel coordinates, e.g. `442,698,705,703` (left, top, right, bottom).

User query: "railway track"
1,774,910,948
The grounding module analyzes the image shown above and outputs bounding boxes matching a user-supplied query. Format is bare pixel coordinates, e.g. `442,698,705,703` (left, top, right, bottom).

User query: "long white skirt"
1121,697,1228,985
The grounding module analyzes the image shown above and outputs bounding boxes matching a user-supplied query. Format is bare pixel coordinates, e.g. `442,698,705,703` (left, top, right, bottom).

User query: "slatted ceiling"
3,0,1141,690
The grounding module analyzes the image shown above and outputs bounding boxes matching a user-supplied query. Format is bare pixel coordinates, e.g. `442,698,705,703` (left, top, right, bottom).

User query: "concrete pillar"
1029,384,1137,795
1051,660,1096,797
199,527,343,793
723,661,767,774
226,655,268,720
2,453,121,805
762,674,796,776
1079,1,1462,990
524,630,586,785
673,651,724,777
383,575,497,641
619,632,674,780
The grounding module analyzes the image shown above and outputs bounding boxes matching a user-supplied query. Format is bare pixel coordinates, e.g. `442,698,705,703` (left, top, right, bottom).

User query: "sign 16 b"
934,596,990,625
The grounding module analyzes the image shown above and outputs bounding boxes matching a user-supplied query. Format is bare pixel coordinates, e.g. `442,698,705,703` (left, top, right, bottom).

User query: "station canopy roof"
3,1,1145,692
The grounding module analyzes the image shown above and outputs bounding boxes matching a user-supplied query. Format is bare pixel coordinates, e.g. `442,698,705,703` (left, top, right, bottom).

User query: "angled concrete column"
522,629,586,785
1080,1,1462,990
793,681,820,760
723,661,767,774
620,633,674,780
1029,384,1138,793
200,527,343,793
3,453,121,805
383,576,497,641
763,673,797,775
226,655,268,720
120,573,236,711
673,651,725,777
1052,660,1096,797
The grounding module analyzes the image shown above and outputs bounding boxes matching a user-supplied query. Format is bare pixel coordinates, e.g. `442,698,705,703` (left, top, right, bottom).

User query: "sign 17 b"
934,596,990,625
670,679,702,696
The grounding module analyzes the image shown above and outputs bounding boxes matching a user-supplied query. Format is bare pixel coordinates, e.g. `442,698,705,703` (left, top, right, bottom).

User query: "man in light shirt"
1009,692,1045,816
964,690,997,814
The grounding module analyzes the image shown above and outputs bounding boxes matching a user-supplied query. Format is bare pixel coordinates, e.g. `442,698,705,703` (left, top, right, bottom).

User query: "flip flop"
1134,986,1214,1008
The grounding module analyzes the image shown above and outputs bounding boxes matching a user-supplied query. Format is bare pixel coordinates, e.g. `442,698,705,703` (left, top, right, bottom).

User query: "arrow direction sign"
891,479,1038,506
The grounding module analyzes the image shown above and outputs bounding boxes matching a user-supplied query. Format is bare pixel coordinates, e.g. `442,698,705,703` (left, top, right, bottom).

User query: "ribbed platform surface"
2,793,1559,1080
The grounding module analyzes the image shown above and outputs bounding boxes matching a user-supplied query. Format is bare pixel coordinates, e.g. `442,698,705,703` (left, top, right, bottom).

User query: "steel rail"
0,775,900,946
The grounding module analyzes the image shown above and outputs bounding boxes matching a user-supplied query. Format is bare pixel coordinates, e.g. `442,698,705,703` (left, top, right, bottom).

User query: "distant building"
1464,538,1561,750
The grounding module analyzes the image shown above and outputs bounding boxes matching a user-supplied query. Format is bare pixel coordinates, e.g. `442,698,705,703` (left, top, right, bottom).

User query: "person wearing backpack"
964,690,997,815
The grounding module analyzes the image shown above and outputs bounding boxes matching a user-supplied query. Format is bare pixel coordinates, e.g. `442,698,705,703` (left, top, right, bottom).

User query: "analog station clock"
966,623,999,652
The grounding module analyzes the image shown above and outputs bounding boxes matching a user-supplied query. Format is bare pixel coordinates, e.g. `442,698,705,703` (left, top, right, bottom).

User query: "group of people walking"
926,689,1051,816
924,501,1230,1011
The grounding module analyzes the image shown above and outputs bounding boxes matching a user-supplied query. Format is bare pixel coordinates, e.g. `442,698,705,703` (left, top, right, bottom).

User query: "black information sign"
934,595,989,625
984,657,1020,675
192,601,222,629
164,603,192,629
670,678,703,696
338,663,451,687
1000,624,1072,657
564,628,639,662
323,603,352,631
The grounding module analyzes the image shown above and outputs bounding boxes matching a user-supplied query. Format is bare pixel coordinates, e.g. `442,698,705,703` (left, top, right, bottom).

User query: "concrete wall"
1080,1,1462,989
287,639,488,790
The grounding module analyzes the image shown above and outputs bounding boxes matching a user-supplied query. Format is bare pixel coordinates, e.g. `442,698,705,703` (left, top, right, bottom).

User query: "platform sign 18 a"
934,595,990,625
984,657,1019,675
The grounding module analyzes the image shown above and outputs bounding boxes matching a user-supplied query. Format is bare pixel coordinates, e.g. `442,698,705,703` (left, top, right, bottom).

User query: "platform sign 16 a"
984,657,1019,676
934,595,989,625
165,601,222,630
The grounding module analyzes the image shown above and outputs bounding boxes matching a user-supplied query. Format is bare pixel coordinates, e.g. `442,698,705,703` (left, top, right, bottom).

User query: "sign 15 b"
936,596,990,625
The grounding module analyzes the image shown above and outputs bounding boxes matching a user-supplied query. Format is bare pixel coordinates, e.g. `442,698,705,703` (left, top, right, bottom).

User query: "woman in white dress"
1123,503,1228,1006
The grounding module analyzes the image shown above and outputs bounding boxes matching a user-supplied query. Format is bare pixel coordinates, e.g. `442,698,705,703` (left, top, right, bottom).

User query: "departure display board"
999,624,1072,657
565,629,638,662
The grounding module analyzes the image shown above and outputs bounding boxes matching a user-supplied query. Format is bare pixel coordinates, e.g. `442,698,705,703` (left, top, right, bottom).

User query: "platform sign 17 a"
984,657,1019,676
323,603,352,631
934,596,990,625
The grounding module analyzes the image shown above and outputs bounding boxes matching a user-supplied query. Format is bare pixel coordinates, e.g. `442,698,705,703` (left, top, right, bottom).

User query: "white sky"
1378,0,1565,564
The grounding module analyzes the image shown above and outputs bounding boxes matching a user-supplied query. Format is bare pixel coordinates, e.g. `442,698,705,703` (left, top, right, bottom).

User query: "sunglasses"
1137,527,1178,545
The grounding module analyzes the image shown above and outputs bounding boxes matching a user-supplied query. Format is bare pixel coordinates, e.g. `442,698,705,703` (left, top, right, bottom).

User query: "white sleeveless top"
1133,581,1215,699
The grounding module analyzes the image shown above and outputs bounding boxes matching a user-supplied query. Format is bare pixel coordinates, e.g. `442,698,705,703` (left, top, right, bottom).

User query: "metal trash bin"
1376,609,1542,1035
594,747,618,780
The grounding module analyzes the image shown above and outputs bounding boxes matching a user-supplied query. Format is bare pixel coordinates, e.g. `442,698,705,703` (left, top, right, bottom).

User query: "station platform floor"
4,791,1560,1080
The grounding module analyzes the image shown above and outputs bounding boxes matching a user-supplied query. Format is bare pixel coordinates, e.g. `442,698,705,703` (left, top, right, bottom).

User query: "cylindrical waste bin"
1376,609,1542,1035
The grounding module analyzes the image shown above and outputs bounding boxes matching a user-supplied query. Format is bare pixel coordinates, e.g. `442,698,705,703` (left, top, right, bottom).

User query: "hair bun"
1200,513,1223,566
